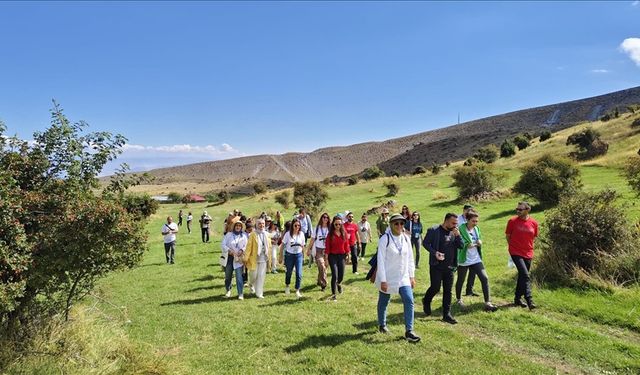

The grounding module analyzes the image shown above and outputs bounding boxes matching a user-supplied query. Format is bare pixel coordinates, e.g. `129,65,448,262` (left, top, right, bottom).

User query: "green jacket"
457,223,483,264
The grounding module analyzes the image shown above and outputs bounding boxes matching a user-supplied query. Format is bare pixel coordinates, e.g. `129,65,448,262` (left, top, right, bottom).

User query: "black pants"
423,266,454,317
201,227,209,243
187,221,191,233
411,237,420,267
350,245,358,273
511,255,532,301
465,268,477,294
178,217,183,226
359,242,367,258
456,262,490,302
328,253,346,295
164,241,175,263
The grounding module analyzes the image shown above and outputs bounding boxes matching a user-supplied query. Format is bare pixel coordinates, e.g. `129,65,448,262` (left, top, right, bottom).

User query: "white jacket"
375,232,415,294
221,232,248,269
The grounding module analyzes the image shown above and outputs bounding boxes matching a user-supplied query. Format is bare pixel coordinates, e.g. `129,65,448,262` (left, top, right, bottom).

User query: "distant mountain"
138,86,640,189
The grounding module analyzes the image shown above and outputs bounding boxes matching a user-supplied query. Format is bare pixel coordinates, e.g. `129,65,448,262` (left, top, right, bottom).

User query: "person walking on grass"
376,214,420,343
325,215,350,301
506,201,539,310
186,211,193,234
222,221,247,300
200,211,212,243
343,211,361,274
422,213,463,324
161,216,179,264
455,210,497,312
307,213,330,291
244,218,272,299
406,211,423,269
457,204,479,298
376,208,390,238
266,217,281,273
177,209,183,227
358,214,372,261
280,218,306,299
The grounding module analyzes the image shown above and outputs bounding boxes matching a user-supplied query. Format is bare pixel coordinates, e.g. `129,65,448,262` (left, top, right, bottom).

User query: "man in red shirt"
343,211,362,275
505,201,539,309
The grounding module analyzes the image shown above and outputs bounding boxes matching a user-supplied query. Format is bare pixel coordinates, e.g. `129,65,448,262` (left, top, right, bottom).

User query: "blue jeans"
377,286,414,332
284,252,303,290
235,267,244,296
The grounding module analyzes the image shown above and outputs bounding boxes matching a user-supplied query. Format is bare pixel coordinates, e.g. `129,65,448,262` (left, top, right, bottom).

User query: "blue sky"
1,1,639,174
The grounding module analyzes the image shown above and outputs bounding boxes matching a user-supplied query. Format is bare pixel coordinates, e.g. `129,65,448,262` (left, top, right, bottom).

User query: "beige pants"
249,262,268,297
315,248,327,289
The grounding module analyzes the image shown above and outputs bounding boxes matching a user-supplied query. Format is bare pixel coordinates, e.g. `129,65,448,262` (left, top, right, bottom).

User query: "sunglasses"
293,224,301,227
516,208,526,212
334,223,342,226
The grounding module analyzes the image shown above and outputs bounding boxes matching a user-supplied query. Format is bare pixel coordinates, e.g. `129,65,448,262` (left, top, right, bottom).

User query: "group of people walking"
162,200,539,343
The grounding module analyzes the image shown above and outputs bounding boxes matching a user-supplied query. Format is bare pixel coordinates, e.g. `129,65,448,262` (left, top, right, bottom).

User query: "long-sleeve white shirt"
375,232,415,294
222,231,248,269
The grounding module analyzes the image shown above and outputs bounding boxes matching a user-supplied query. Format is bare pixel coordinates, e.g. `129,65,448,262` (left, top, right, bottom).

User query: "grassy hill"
59,113,640,375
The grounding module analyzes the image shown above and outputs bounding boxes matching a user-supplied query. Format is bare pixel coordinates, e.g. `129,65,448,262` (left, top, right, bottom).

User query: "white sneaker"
238,295,244,300
295,290,303,299
285,286,290,295
250,286,256,294
225,290,231,298
257,295,264,299
456,299,465,308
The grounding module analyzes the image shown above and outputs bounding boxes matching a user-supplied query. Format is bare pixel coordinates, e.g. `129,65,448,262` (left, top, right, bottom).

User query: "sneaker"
379,325,389,334
456,299,465,308
442,315,458,325
250,286,256,294
321,287,325,292
257,295,264,299
225,290,231,298
295,290,303,299
238,295,244,300
422,298,431,316
526,298,537,310
285,286,290,295
331,295,337,301
405,330,421,343
514,298,527,308
271,270,278,274
465,291,480,297
484,302,498,312
354,271,359,275
337,284,343,294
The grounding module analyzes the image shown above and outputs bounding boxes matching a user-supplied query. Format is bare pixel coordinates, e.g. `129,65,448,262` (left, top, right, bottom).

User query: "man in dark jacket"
422,213,463,324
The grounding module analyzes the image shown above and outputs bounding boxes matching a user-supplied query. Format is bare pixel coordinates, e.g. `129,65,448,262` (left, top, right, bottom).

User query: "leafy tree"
566,128,608,160
413,166,426,175
624,155,640,197
362,166,385,180
384,181,399,197
167,192,182,203
253,182,267,195
513,135,531,150
500,139,516,158
293,181,328,218
431,163,443,175
121,193,159,220
513,154,581,205
274,190,291,209
539,130,552,142
0,104,147,336
472,144,499,164
217,190,230,203
451,162,503,199
346,177,358,185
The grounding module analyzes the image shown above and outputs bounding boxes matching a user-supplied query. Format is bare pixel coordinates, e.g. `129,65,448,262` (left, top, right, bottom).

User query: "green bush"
121,193,159,220
463,158,476,166
624,155,640,196
513,135,531,150
362,166,385,180
253,182,268,195
431,163,443,175
451,162,503,199
293,181,328,218
513,154,582,205
167,192,182,203
631,118,640,128
472,144,499,164
566,128,608,160
535,189,640,287
384,181,400,197
413,166,426,175
539,130,552,142
500,139,516,158
347,177,358,185
275,190,290,209
217,190,230,203
389,170,400,177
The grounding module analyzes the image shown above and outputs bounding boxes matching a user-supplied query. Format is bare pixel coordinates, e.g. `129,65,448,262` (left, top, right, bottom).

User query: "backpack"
365,233,392,282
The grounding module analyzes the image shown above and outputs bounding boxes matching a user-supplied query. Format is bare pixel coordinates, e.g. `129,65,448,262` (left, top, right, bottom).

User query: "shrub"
513,154,581,205
431,163,443,175
217,190,230,203
253,182,267,195
167,192,182,203
463,158,476,166
566,128,608,160
384,181,400,197
539,130,552,142
445,161,451,167
513,135,531,150
624,155,640,196
631,118,640,128
121,193,159,220
534,189,640,287
346,177,358,185
473,144,499,164
500,139,516,158
522,132,534,140
451,162,503,199
362,166,385,180
293,181,328,218
389,170,400,177
413,166,426,175
274,190,290,209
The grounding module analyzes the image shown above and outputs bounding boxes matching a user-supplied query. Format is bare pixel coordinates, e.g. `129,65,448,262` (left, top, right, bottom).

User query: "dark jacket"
422,225,463,269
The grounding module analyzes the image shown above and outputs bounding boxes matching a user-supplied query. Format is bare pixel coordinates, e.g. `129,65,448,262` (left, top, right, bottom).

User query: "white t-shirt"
312,226,329,249
162,222,178,243
460,227,481,266
282,231,306,254
358,221,371,243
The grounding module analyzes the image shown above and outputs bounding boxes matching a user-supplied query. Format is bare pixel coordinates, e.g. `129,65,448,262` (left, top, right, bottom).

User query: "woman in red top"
325,215,350,301
505,201,539,310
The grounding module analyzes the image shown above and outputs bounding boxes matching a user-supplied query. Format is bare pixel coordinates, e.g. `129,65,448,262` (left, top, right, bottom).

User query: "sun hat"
389,213,406,223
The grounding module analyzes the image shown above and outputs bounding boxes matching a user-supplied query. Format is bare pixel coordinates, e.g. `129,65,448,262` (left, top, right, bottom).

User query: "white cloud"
633,1,639,7
122,143,238,155
620,38,640,66
590,69,610,73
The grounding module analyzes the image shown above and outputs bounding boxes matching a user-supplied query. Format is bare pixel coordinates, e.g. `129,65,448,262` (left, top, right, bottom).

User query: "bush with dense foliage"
253,182,268,195
431,163,443,175
513,135,531,150
347,177,358,185
167,192,182,203
624,155,640,196
566,128,608,160
217,190,230,203
413,166,426,175
362,166,385,180
384,181,399,197
513,154,581,205
121,193,159,220
500,139,516,158
274,190,290,209
293,181,328,218
535,190,640,287
472,144,499,164
539,130,552,142
451,162,503,199
631,118,640,128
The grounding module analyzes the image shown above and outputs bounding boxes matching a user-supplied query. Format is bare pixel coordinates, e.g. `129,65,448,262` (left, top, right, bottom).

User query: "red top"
343,222,359,246
505,216,539,259
325,233,350,255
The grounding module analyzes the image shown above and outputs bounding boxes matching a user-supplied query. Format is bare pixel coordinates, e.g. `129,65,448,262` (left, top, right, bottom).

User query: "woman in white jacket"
375,214,421,343
222,221,248,300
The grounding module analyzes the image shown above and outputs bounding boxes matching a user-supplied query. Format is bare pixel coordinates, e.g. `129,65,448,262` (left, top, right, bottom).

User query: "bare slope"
141,86,640,187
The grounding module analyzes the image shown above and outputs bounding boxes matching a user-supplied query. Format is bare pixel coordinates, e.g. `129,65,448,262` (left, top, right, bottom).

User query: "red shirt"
325,234,350,255
505,216,539,259
343,221,359,246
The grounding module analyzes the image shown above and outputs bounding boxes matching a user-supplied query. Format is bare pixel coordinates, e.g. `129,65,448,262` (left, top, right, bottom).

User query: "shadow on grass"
160,294,229,306
284,331,375,353
429,198,461,209
185,284,225,293
137,262,166,268
259,298,309,308
191,275,215,282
